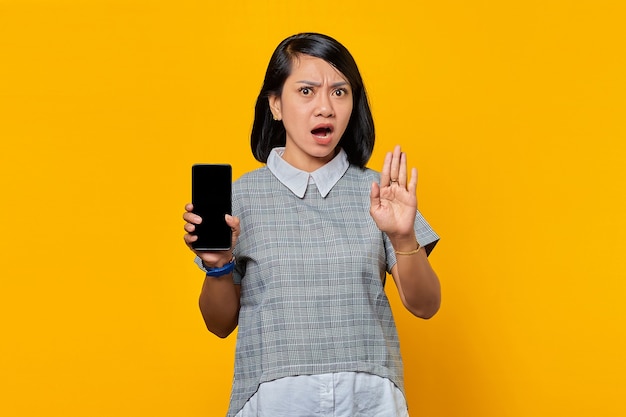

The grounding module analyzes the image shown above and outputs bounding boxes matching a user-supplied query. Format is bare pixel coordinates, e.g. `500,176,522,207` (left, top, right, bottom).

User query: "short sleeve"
231,257,245,285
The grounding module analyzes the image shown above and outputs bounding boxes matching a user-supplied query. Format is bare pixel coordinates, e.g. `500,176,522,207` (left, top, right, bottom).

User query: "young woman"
183,32,441,417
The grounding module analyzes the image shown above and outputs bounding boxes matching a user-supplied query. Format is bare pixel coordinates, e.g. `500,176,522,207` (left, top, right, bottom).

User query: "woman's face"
269,55,353,172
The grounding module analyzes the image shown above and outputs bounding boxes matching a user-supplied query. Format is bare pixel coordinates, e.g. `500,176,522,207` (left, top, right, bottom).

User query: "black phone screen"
191,164,232,251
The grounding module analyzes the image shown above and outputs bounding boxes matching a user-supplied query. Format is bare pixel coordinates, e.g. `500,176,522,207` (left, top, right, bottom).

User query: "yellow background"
1,0,625,416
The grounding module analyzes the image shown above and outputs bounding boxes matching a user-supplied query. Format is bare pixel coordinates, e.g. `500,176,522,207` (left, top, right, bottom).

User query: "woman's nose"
315,94,334,117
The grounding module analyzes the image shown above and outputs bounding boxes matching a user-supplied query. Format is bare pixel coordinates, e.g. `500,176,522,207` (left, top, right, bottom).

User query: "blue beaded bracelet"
204,259,235,277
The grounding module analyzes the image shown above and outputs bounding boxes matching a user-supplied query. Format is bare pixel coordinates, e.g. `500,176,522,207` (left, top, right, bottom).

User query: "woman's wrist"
390,233,418,253
395,241,421,256
201,254,233,269
202,256,235,277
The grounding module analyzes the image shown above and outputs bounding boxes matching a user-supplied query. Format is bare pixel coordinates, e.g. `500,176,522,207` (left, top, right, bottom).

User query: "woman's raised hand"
369,145,418,240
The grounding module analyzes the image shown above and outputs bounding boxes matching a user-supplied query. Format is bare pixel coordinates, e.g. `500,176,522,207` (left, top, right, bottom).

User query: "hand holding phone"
191,164,232,251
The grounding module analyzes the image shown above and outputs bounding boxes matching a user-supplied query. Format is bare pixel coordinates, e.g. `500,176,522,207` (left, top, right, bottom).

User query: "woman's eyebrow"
295,80,349,88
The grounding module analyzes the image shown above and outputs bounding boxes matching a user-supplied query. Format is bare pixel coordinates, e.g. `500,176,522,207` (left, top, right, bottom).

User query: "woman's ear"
268,95,282,121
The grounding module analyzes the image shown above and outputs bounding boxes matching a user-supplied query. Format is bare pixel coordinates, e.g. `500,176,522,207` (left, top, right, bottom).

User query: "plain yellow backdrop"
1,0,625,416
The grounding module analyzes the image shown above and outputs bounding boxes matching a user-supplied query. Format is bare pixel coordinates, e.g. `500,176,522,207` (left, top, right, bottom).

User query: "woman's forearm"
198,274,241,338
391,236,441,319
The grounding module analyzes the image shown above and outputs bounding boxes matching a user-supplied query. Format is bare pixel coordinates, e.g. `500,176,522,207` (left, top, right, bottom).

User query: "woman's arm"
183,204,242,337
389,236,441,319
370,145,441,319
198,274,241,338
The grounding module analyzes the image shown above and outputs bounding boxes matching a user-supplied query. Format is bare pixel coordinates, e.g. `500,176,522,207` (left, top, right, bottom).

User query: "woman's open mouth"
311,125,334,140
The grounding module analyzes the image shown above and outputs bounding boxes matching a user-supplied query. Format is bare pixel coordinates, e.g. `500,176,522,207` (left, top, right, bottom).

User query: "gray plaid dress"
216,156,438,416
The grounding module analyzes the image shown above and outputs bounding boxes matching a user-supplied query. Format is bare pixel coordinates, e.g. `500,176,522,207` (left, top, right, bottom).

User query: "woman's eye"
299,87,312,95
333,88,348,97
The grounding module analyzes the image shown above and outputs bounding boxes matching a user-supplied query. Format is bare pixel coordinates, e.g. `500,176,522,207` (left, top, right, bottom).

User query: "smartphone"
191,164,232,251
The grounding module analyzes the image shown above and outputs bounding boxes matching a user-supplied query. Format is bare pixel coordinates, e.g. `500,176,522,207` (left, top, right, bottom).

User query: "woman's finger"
183,232,198,246
184,222,196,233
389,145,401,186
408,167,418,194
225,214,241,247
380,151,392,187
183,211,202,225
398,151,408,188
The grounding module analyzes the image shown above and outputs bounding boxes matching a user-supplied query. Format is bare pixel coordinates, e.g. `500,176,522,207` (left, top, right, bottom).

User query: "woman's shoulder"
233,166,274,192
345,165,380,183
235,165,270,181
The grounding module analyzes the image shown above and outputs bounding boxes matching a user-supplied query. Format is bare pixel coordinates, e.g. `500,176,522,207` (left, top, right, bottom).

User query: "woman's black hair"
250,33,375,168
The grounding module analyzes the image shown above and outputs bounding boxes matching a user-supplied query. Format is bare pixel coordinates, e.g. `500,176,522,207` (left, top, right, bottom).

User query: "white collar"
266,147,349,198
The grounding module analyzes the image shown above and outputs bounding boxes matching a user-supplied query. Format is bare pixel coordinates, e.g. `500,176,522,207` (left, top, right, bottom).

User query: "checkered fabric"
215,164,439,416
